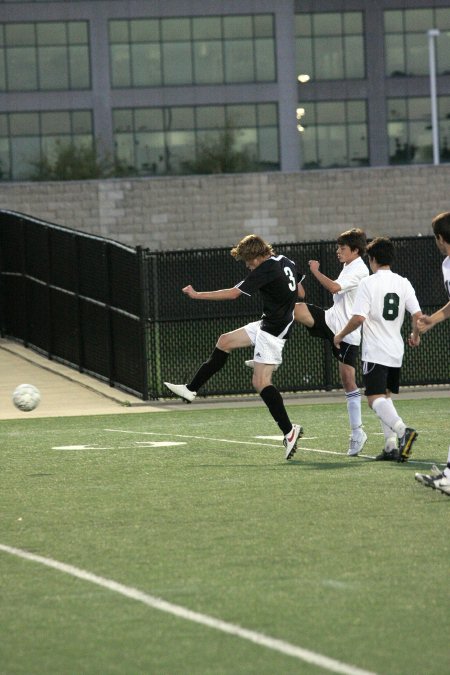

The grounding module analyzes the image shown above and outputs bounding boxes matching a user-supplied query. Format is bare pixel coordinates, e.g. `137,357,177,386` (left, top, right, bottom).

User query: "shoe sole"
398,430,418,463
285,426,303,460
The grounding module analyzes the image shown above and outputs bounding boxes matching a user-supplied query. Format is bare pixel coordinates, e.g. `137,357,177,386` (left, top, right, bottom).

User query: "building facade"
0,0,449,181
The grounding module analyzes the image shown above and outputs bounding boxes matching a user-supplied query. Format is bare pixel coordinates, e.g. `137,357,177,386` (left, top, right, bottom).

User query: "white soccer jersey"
351,269,421,367
442,256,450,299
325,256,369,345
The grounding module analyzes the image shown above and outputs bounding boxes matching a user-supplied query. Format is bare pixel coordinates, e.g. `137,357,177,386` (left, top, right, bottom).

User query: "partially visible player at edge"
334,237,422,462
415,212,450,495
294,228,369,457
164,234,304,460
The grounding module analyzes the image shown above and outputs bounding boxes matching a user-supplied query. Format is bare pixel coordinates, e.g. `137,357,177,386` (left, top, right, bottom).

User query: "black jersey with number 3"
235,255,299,338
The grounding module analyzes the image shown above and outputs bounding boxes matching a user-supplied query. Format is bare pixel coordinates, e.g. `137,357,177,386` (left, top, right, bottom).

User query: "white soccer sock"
345,388,362,432
380,421,397,451
372,397,405,438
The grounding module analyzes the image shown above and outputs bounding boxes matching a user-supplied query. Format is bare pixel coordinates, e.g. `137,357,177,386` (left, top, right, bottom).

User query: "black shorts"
362,362,401,396
304,303,358,368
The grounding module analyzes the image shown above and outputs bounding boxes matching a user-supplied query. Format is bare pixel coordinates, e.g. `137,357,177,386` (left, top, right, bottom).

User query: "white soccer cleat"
244,360,279,371
415,466,450,495
347,428,368,456
164,382,196,403
284,424,303,460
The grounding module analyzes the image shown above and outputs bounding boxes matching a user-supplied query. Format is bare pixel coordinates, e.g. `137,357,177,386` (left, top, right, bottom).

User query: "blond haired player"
164,235,304,460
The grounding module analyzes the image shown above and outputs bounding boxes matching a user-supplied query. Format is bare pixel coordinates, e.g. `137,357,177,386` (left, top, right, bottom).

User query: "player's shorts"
362,361,401,396
302,303,358,368
244,320,286,365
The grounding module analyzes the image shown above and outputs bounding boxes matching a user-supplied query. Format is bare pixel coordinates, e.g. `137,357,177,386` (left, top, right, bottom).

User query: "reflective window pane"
313,13,341,36
131,44,161,86
7,47,37,89
37,22,66,45
193,41,223,84
39,46,69,89
162,42,192,85
385,35,406,77
314,37,344,79
255,38,275,81
161,18,190,41
111,44,131,87
405,33,428,76
192,17,221,40
223,16,252,39
69,45,90,88
224,40,254,82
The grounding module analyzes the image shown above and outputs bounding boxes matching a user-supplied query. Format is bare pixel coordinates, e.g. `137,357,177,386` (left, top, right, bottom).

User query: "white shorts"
244,320,286,365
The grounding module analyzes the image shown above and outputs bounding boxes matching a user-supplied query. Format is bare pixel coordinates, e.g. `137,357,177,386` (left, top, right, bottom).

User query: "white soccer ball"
12,384,41,412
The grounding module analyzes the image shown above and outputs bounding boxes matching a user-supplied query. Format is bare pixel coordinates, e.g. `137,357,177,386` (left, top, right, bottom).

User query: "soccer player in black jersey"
164,234,303,460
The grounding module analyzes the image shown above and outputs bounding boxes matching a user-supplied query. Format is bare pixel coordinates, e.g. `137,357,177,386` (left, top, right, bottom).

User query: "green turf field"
1,397,449,674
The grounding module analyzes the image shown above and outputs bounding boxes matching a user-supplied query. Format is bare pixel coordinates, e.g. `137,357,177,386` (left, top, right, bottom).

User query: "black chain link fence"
1,209,448,400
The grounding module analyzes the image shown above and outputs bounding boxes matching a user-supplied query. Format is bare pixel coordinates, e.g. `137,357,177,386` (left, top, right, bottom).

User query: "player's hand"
417,315,434,334
333,333,342,349
182,284,197,298
308,260,320,273
408,333,420,347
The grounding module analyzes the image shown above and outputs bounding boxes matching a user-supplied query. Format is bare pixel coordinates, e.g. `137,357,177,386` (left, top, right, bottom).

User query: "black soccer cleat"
397,428,418,463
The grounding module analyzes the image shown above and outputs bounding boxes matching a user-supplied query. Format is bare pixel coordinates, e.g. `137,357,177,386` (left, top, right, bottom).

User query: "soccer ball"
12,383,41,412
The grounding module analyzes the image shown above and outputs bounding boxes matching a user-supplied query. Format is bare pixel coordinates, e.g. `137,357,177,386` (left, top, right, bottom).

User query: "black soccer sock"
259,385,292,436
188,347,229,392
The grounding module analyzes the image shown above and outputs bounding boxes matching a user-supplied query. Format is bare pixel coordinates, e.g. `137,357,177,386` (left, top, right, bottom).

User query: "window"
0,110,93,180
384,8,450,77
298,100,368,169
0,21,90,91
112,103,279,175
295,12,365,81
388,96,450,165
109,14,275,87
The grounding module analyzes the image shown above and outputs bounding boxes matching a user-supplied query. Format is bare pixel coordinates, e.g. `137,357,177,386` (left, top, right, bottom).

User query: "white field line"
104,429,441,466
0,544,377,675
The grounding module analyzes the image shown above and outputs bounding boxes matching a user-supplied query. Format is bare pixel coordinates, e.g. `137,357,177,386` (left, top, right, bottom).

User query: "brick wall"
1,165,449,249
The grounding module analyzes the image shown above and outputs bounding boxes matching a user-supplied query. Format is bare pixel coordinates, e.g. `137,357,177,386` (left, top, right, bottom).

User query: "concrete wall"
1,165,449,250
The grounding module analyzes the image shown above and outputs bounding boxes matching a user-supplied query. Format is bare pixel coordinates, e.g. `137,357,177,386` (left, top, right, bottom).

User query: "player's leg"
294,302,315,328
366,364,417,462
252,329,303,460
164,326,252,402
338,346,366,457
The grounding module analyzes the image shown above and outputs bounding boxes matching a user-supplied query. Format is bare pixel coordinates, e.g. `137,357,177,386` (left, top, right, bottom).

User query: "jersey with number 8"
351,269,421,367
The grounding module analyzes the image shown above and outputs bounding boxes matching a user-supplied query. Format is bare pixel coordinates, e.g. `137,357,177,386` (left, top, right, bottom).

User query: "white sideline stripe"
0,544,377,675
103,429,442,466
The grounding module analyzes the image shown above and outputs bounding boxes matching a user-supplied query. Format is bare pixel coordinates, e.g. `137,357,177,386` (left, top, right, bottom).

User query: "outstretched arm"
334,314,365,348
182,285,242,301
309,260,341,294
417,300,450,333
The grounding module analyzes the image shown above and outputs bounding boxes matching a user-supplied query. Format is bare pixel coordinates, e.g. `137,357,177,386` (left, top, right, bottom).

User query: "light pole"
427,28,440,166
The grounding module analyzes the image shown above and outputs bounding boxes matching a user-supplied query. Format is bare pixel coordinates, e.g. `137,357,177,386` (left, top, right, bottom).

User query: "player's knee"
216,334,230,351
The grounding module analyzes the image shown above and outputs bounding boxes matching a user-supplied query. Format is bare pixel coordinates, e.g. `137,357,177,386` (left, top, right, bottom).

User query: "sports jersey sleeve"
404,279,421,315
350,278,371,318
235,264,278,296
336,261,369,294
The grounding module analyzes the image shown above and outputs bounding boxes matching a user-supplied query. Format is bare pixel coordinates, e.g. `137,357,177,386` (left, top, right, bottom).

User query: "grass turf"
1,397,449,674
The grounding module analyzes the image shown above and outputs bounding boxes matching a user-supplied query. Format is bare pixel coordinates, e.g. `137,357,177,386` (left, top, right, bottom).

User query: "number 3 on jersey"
284,266,296,291
383,292,399,320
